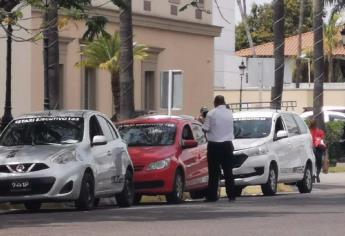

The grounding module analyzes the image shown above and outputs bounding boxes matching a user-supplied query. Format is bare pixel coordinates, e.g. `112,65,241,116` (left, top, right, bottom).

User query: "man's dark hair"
214,95,226,107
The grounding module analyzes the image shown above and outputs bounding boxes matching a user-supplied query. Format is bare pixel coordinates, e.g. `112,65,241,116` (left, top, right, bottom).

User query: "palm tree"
271,0,285,109
313,0,325,130
77,32,148,120
324,13,342,83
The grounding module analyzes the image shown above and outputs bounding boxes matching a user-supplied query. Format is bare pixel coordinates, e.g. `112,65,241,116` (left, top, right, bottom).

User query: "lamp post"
238,61,246,111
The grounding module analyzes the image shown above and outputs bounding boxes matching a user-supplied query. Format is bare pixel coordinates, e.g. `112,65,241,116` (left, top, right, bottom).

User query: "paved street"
1,173,345,236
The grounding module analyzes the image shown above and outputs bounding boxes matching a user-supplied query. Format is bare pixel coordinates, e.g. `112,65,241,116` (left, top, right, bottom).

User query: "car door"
190,123,209,189
96,115,125,193
281,113,304,180
178,124,200,189
89,115,109,193
271,115,290,181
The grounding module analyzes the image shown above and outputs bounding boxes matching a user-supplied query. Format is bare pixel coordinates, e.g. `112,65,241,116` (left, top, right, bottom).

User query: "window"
89,116,103,141
329,114,345,121
84,68,96,110
97,116,114,141
192,124,206,144
195,9,202,19
293,114,309,134
182,125,194,140
160,71,183,109
274,117,285,134
234,118,272,139
281,114,300,136
144,0,151,11
144,71,155,110
170,5,178,15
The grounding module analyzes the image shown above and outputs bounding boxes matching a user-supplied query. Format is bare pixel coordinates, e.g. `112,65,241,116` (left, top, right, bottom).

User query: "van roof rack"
228,101,297,111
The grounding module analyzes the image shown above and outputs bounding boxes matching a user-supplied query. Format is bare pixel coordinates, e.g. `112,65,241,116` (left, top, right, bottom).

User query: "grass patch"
328,166,345,173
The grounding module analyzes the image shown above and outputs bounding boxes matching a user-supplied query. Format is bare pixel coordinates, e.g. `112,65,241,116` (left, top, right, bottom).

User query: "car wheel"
94,198,100,207
261,165,277,196
234,186,244,197
133,194,142,205
166,169,184,204
24,202,41,211
115,170,134,207
75,172,95,211
189,190,205,199
297,163,313,193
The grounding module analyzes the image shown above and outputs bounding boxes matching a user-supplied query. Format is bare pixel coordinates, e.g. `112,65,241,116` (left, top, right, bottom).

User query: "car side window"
293,114,308,134
281,114,300,136
274,116,285,135
89,116,103,142
97,116,114,141
182,124,194,140
191,123,207,145
106,120,119,139
329,114,345,122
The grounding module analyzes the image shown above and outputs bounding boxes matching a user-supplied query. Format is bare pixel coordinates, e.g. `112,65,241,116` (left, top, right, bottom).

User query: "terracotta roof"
236,31,345,57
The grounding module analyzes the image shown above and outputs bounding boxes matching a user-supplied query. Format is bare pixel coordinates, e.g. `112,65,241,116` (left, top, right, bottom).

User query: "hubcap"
306,168,312,190
176,175,183,198
86,181,93,204
270,169,276,191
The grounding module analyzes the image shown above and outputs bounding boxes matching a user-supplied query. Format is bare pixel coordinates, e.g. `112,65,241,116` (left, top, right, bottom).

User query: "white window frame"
160,70,184,115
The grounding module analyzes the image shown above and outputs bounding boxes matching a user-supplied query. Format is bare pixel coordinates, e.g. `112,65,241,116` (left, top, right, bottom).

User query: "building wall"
212,0,240,89
216,86,345,114
21,6,219,119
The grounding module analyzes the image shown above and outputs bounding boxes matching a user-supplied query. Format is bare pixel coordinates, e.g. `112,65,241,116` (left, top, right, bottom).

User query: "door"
281,113,304,180
97,115,125,193
89,115,108,193
179,124,199,189
190,123,209,189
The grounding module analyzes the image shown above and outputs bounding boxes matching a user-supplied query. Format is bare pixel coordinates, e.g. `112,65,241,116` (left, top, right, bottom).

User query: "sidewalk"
318,172,345,186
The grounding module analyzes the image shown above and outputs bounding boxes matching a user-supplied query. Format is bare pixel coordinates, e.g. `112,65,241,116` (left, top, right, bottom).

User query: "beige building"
0,0,221,119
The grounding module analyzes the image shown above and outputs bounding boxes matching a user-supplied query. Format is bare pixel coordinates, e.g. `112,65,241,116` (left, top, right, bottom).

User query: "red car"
117,115,209,204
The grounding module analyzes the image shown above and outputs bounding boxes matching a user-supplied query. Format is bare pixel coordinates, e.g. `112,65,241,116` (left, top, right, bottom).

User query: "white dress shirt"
202,105,234,142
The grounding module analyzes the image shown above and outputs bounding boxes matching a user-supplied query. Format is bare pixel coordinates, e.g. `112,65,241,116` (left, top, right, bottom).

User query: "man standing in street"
202,95,236,202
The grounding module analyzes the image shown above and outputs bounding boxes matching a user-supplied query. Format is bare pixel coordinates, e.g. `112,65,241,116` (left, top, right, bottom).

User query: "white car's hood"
0,145,75,164
233,138,268,151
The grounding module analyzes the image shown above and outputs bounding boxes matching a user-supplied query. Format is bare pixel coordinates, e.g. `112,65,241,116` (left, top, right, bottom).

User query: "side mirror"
92,135,107,146
182,140,198,149
275,130,288,141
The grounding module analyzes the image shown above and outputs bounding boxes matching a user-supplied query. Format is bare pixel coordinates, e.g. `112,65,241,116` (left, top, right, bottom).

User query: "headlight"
51,151,77,164
147,158,171,171
242,146,268,157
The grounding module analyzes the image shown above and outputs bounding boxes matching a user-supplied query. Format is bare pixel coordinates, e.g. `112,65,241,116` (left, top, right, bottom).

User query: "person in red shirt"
309,120,326,183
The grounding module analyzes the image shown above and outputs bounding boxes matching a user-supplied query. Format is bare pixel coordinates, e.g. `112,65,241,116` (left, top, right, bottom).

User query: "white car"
232,110,315,196
300,110,345,122
0,110,134,211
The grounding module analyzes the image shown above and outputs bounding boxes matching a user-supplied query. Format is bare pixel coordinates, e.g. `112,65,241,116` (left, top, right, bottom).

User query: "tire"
297,164,313,193
94,198,100,207
166,169,184,204
115,170,134,207
133,194,142,205
189,190,205,199
24,202,41,211
234,186,244,197
261,165,277,196
75,172,95,211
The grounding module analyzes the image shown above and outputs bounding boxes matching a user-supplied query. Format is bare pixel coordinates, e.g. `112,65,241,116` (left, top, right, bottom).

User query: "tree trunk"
43,3,50,110
271,0,285,109
119,0,135,120
313,0,325,130
236,0,256,57
46,0,60,110
111,72,120,122
0,22,13,131
295,0,305,88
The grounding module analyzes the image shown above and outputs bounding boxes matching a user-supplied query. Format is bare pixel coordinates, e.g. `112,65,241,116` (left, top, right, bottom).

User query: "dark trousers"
314,147,324,177
207,141,235,200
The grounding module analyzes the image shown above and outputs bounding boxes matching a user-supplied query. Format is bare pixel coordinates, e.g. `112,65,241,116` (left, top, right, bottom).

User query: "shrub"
325,121,345,163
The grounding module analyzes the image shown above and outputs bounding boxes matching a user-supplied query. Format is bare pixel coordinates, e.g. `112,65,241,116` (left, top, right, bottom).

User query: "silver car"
0,110,134,211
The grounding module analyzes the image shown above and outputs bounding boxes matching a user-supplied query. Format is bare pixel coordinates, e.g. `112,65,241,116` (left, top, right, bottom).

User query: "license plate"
10,180,31,192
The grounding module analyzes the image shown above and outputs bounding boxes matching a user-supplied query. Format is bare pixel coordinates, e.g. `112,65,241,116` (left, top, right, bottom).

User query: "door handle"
107,151,112,156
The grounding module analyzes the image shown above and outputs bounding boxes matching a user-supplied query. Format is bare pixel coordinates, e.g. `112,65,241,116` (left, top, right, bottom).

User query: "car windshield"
234,117,272,139
0,117,84,146
117,123,176,146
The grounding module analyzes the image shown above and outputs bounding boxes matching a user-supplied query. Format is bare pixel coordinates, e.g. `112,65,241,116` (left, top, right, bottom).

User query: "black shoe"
317,176,320,183
228,197,236,202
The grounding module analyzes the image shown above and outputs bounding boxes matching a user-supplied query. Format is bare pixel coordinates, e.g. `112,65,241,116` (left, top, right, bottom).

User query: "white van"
232,110,315,196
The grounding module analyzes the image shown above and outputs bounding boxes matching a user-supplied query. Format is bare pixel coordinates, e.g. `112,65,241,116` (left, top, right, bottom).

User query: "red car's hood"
128,145,176,164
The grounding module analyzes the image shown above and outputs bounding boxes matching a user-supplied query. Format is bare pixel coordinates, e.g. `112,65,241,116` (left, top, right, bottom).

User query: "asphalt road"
0,184,344,236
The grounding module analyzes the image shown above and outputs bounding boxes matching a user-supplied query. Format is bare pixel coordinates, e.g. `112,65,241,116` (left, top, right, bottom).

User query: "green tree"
236,0,313,50
77,32,148,120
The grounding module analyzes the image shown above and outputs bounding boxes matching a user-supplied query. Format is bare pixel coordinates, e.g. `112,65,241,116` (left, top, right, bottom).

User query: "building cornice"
32,7,222,37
